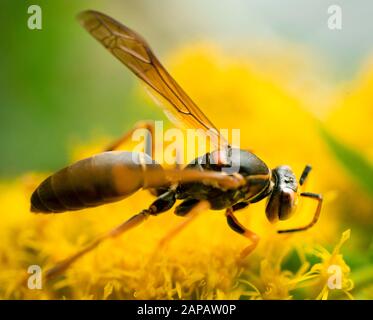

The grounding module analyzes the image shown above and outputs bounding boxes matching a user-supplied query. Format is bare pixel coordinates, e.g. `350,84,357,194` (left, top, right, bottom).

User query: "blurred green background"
1,0,373,177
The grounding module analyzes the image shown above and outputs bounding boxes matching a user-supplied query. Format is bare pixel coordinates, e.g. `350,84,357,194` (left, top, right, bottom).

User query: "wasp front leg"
225,205,260,259
277,192,323,233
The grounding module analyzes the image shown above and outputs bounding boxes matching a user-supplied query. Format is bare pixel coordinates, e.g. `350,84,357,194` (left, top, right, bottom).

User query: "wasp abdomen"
31,152,158,213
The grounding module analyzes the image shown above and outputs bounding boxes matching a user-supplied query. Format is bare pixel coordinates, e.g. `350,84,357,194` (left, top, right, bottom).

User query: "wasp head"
265,165,299,223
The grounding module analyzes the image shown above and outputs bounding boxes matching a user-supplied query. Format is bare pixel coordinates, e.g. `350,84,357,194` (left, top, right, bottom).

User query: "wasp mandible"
30,10,323,279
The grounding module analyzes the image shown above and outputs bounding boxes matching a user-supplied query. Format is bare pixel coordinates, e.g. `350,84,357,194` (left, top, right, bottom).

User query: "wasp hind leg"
104,121,169,196
104,120,155,156
45,190,176,281
225,205,260,259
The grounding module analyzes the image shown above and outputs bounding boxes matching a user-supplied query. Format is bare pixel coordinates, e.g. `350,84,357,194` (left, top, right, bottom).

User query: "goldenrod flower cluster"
1,42,372,300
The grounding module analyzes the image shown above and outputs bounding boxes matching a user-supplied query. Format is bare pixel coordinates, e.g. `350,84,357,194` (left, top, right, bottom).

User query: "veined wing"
78,10,228,149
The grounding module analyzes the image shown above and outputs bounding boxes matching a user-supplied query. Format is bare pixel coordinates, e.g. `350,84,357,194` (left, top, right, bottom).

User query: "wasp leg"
45,190,176,281
156,200,211,249
225,207,259,259
104,120,155,157
104,121,170,197
277,192,323,233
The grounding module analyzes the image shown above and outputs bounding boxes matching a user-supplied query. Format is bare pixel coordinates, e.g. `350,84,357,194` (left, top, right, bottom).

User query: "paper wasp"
30,10,323,279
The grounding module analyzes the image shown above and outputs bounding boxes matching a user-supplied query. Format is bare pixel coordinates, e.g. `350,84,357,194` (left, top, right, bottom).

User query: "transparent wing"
78,10,228,149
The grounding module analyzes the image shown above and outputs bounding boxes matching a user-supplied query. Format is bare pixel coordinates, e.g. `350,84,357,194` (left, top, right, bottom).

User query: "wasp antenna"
299,165,312,186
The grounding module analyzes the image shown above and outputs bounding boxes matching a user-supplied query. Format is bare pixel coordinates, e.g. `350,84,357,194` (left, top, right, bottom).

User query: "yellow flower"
302,229,353,300
0,42,366,300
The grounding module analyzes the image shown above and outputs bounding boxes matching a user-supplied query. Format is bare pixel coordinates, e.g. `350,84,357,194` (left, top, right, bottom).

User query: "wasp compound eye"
278,188,297,220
